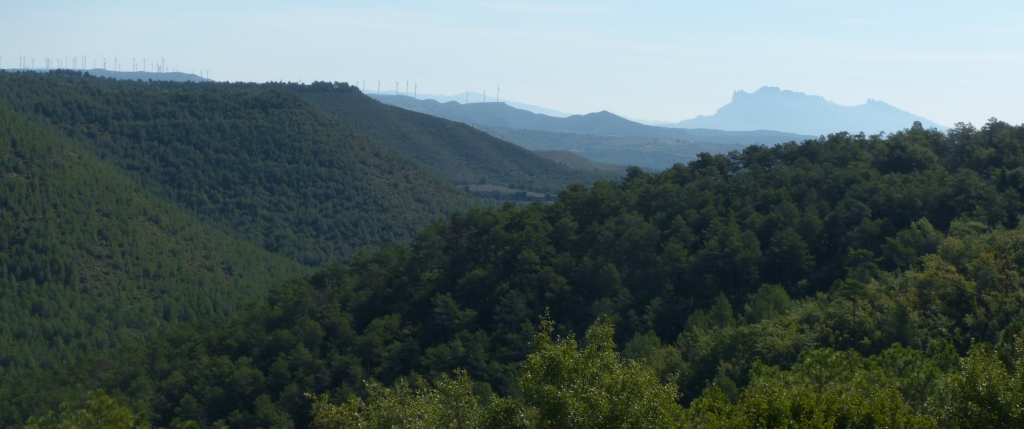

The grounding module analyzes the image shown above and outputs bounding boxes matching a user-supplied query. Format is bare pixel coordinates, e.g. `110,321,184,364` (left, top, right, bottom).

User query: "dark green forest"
0,70,487,426
6,69,1024,428
0,71,478,267
0,104,308,423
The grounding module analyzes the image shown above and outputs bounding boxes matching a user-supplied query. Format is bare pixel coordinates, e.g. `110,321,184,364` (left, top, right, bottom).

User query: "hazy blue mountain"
401,91,574,117
666,86,946,135
369,94,811,145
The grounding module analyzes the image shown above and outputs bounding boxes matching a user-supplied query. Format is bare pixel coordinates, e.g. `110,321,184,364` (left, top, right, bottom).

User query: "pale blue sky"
3,0,1022,127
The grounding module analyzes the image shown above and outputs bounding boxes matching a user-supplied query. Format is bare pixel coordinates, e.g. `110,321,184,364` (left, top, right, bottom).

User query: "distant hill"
532,150,628,173
481,126,747,170
77,69,210,82
292,83,618,193
10,68,210,82
666,86,946,135
369,94,812,145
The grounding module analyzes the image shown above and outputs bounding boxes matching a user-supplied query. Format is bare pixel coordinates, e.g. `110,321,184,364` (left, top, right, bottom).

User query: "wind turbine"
484,90,486,102
143,57,146,72
395,81,398,95
497,84,500,103
377,80,380,94
405,80,408,96
414,82,417,98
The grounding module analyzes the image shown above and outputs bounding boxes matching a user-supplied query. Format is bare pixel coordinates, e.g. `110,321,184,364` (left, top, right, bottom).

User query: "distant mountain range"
406,91,574,117
367,93,811,170
665,86,946,135
368,94,811,145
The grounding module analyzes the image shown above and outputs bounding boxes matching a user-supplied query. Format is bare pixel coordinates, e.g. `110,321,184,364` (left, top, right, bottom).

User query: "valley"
3,70,1024,428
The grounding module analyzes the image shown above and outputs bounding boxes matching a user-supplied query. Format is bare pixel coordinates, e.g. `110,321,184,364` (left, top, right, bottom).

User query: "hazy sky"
3,0,1023,127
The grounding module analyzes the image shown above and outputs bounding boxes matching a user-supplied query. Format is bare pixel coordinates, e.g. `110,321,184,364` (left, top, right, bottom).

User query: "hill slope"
0,105,312,423
294,82,617,193
0,71,477,266
668,86,947,135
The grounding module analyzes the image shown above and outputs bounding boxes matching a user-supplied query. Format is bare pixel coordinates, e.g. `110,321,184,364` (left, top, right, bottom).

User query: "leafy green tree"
308,370,529,429
742,284,792,323
24,390,151,429
519,318,684,429
941,332,1024,428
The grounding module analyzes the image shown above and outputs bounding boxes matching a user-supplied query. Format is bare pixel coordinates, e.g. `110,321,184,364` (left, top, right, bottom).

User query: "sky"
3,0,1023,127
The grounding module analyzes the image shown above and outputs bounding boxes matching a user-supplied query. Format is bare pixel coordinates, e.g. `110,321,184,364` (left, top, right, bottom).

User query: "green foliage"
309,319,681,429
24,390,151,429
743,284,792,323
309,370,530,429
941,330,1024,428
686,351,939,428
520,318,684,429
0,104,307,426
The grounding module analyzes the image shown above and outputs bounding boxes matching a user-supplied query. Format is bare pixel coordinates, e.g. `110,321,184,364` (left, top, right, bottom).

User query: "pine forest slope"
0,71,478,266
39,119,1024,428
0,105,310,423
294,82,618,193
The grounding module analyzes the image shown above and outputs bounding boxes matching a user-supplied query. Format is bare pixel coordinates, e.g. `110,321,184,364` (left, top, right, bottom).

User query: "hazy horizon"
4,1,1022,127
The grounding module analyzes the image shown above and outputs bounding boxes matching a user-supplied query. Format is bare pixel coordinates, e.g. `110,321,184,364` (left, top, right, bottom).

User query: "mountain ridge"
369,94,813,144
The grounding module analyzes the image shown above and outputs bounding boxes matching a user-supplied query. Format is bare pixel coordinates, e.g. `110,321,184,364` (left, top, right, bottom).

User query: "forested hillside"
0,70,494,426
25,119,1024,428
0,105,308,424
292,82,618,193
0,71,477,266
